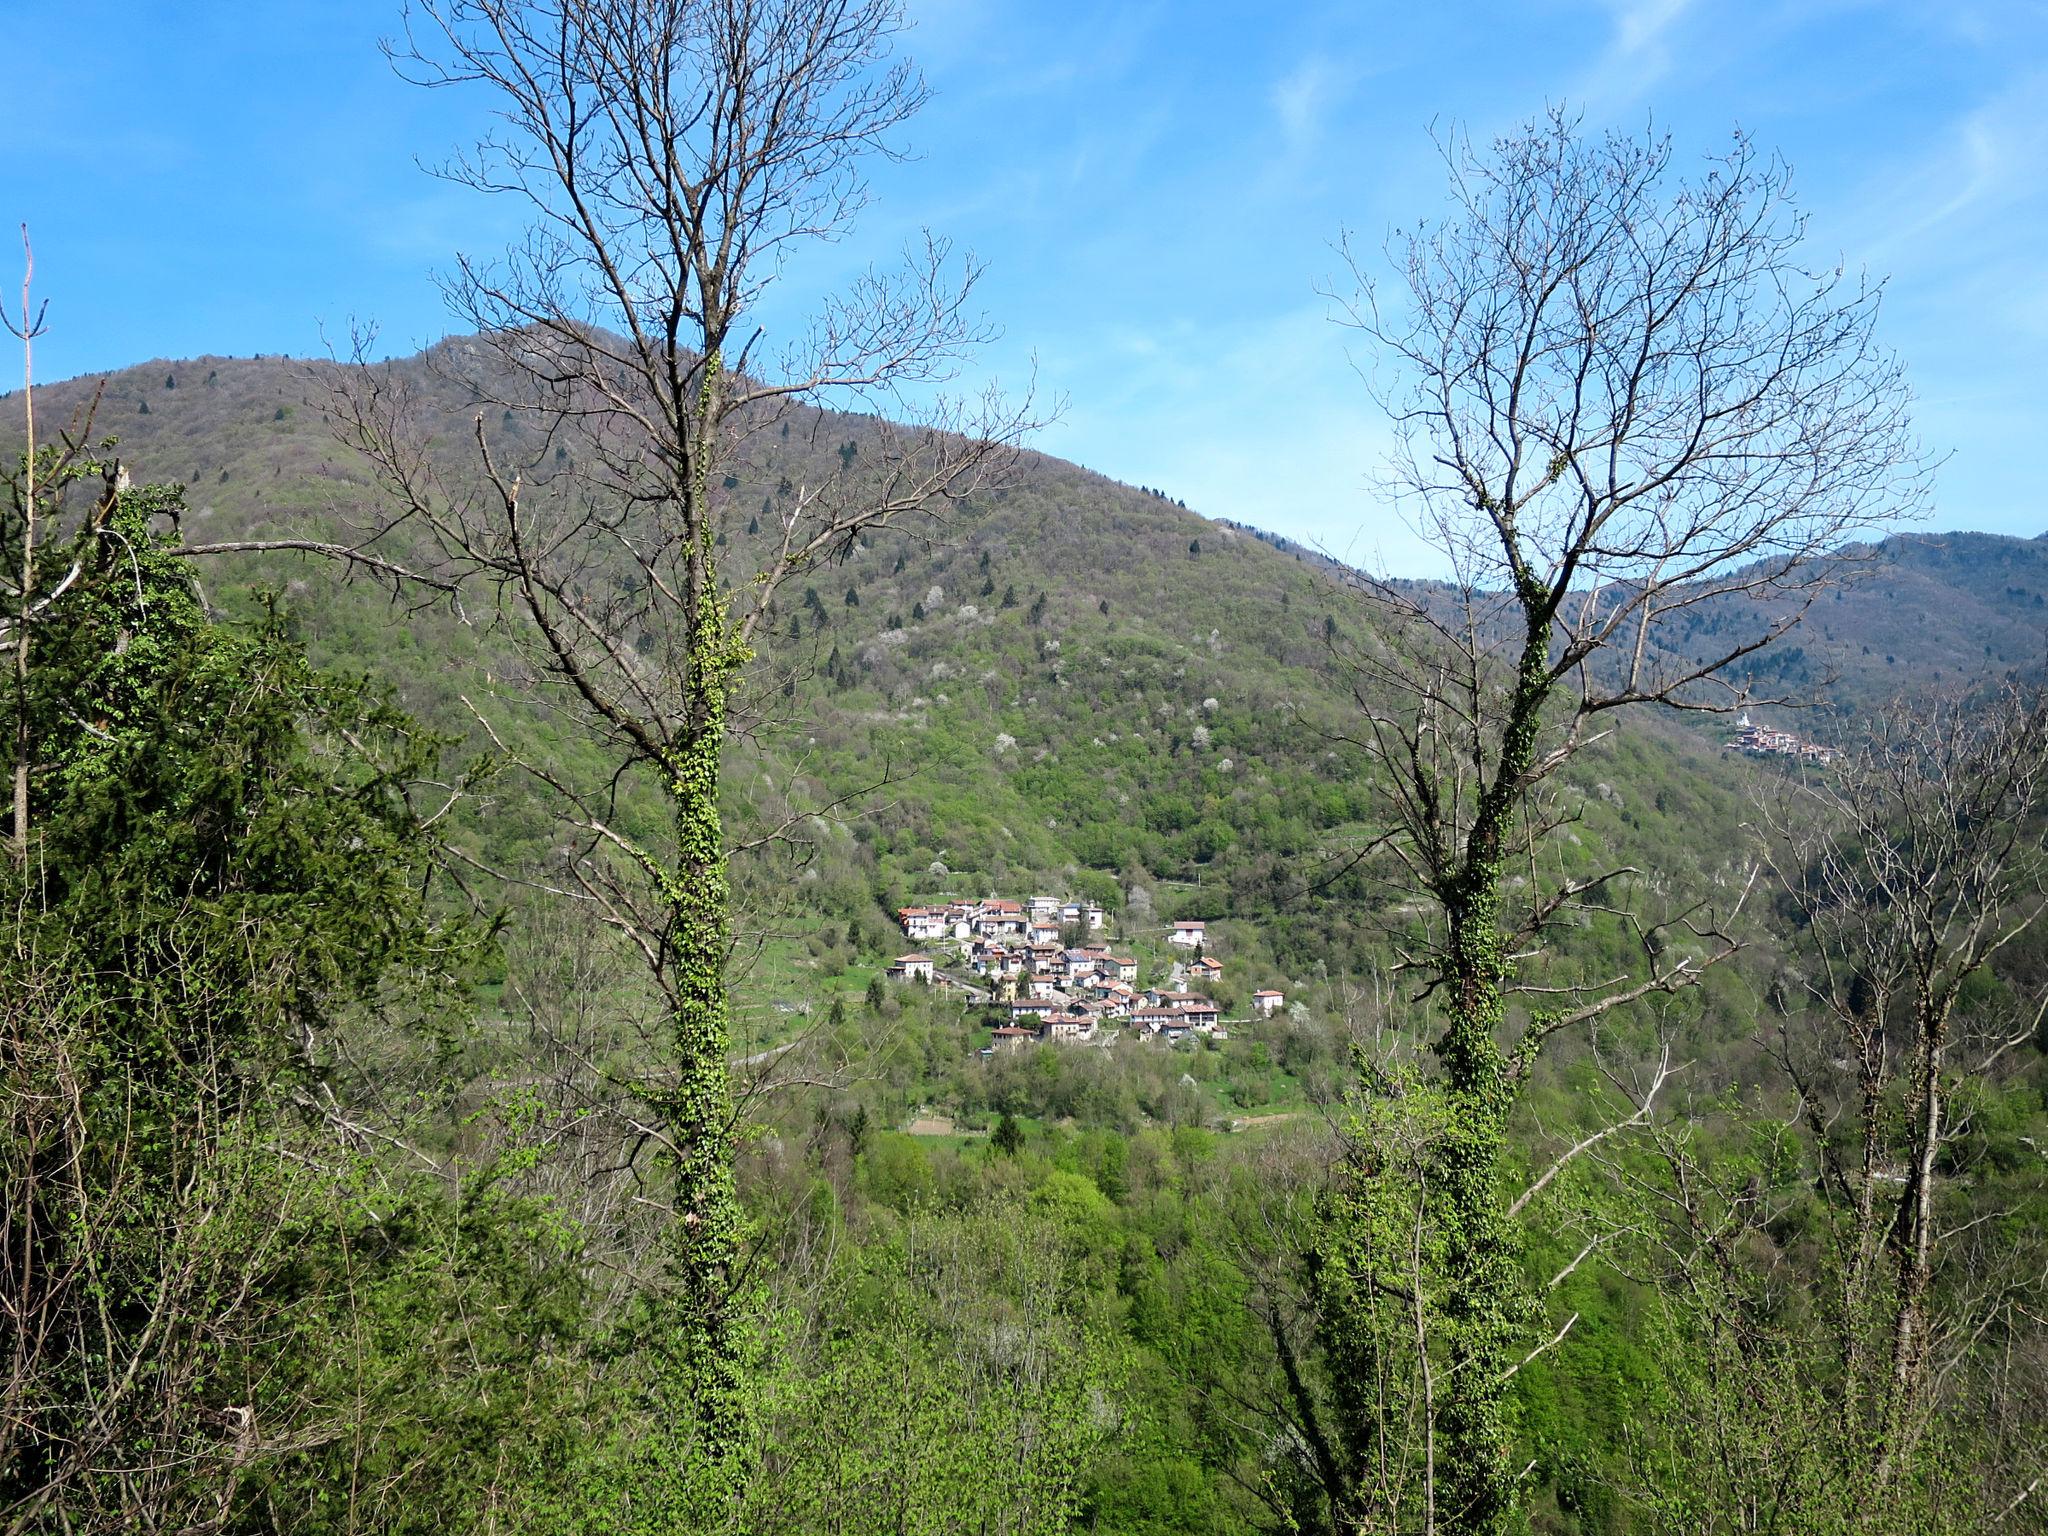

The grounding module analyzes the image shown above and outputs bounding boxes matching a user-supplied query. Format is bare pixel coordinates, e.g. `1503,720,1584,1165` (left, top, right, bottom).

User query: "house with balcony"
888,953,936,983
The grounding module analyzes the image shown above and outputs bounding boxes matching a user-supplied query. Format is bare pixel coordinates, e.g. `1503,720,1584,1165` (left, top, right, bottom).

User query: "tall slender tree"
325,0,1029,1501
2,228,114,867
1314,111,1927,1534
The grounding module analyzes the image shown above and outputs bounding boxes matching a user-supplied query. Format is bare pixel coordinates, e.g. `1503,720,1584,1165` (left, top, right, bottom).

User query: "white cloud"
1572,0,1698,104
1272,57,1338,157
1848,72,2048,264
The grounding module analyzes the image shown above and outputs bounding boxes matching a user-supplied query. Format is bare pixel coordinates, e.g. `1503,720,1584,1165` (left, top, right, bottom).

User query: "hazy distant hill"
1216,515,2048,716
1753,530,2048,696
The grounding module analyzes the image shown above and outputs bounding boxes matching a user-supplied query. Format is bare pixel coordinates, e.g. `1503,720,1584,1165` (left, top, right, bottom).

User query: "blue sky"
6,0,2045,573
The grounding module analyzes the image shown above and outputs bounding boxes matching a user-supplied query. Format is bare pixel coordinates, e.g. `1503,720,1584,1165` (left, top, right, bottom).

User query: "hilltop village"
893,896,1286,1050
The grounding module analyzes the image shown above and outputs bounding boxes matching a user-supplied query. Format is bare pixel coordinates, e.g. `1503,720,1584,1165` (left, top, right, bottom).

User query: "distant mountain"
1745,530,2048,703
1229,514,2048,722
6,347,2041,999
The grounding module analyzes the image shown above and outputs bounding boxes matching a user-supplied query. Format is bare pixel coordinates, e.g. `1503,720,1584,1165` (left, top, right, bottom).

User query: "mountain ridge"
6,345,2039,982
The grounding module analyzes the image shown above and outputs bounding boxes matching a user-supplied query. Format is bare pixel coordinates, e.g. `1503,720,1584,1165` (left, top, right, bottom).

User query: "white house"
1059,900,1108,932
899,907,948,941
975,900,1026,936
888,953,936,983
1252,989,1285,1017
1169,920,1207,949
1039,1009,1096,1042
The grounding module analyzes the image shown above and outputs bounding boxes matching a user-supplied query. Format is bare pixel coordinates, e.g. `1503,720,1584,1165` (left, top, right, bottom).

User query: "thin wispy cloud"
1272,57,1338,157
1853,72,2048,262
1613,0,1693,54
1573,0,1698,104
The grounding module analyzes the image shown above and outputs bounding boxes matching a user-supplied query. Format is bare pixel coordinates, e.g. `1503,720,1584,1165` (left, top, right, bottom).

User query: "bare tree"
4,225,37,858
314,0,1030,1497
1758,682,2048,1515
1602,684,2048,1533
1316,109,1928,1534
2,229,120,867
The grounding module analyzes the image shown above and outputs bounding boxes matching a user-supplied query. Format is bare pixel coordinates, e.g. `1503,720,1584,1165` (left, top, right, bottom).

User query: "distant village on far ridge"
891,895,1287,1052
1727,710,1839,765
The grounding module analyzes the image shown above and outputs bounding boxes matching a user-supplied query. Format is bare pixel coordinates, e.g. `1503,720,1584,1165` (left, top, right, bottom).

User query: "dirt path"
1229,1111,1306,1133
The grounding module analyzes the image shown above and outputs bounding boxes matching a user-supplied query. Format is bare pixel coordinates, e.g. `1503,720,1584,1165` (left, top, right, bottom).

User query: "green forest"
5,4,2046,1535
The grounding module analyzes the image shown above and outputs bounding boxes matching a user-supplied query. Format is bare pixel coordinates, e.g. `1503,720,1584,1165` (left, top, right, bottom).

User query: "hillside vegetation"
3,349,1815,919
6,345,2046,1535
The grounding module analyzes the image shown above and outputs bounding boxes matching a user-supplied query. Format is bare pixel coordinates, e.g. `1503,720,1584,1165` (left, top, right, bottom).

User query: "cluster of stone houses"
993,976,1223,1048
893,893,1288,1050
982,943,1283,1048
986,960,1289,1046
897,894,1107,945
1731,712,1838,765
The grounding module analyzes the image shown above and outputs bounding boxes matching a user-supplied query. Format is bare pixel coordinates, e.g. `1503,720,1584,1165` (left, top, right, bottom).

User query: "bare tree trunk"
11,227,35,861
661,635,749,1459
1880,986,1950,1477
1421,627,1552,1532
664,816,746,1402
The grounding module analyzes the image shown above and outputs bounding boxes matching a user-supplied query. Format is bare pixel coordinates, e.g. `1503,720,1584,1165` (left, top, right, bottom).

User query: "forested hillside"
11,345,2038,955
4,345,1782,1009
8,339,2046,1535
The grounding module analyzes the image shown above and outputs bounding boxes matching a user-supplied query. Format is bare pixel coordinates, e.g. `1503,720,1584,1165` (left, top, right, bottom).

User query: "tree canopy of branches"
1760,683,2048,1519
327,0,1029,1502
1314,110,1928,1535
1606,685,2048,1535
